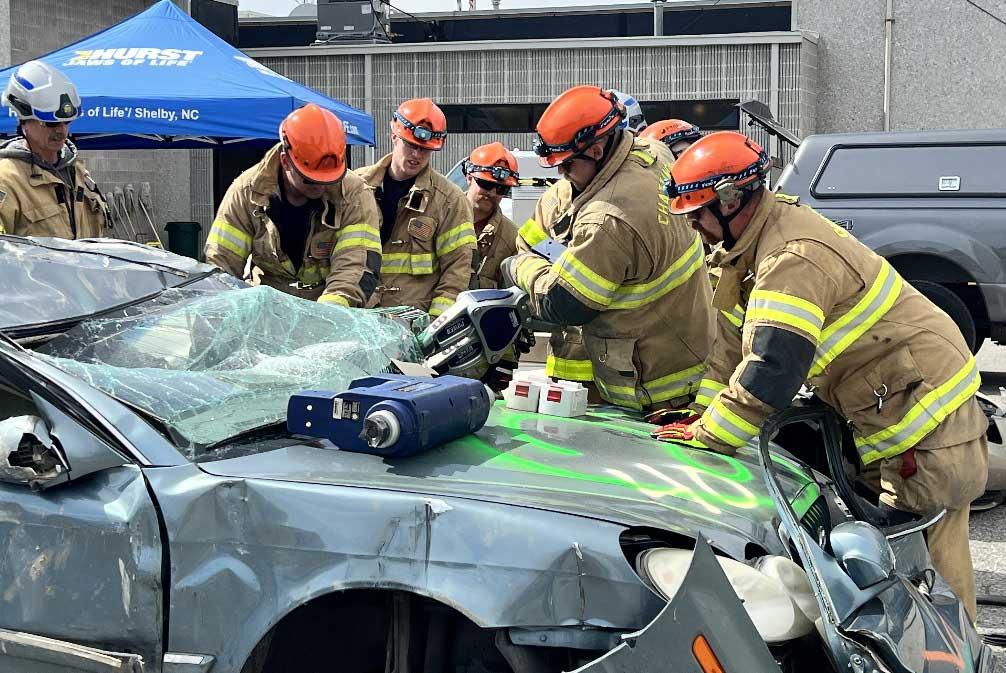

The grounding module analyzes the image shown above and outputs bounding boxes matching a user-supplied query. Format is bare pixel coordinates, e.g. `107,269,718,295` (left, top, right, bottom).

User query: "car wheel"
971,490,1005,512
911,281,978,353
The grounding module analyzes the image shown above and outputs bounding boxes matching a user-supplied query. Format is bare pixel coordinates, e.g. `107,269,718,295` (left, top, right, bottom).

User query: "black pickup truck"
743,102,1006,353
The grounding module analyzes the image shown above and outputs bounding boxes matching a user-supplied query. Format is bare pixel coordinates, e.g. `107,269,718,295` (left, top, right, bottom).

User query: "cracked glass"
37,285,423,453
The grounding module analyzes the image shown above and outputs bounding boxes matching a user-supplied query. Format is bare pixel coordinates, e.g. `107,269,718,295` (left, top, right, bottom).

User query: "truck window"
812,144,1006,197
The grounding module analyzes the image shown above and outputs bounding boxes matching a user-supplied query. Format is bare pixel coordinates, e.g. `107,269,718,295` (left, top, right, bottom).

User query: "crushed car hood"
200,404,820,552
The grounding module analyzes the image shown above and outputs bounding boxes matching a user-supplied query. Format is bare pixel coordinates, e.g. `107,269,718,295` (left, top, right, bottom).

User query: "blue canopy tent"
0,0,374,148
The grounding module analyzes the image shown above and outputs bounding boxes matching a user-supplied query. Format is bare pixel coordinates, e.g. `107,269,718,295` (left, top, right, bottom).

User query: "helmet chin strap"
711,180,755,251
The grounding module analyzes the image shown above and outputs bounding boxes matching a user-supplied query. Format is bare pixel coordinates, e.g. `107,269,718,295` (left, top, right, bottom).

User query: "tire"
911,280,979,354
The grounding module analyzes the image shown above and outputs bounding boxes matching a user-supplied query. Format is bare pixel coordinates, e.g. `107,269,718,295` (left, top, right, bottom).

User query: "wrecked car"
0,235,994,673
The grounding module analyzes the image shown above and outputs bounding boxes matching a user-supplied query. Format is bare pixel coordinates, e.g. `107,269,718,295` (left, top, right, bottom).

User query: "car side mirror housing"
0,415,70,489
829,521,896,589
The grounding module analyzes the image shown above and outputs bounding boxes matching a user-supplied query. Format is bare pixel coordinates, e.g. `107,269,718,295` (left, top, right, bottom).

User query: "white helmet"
610,89,646,133
3,61,81,123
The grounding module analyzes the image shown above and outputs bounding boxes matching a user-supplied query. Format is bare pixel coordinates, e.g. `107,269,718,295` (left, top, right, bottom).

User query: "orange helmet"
279,103,347,183
533,85,626,167
666,131,770,215
391,98,447,151
463,142,519,187
640,119,702,148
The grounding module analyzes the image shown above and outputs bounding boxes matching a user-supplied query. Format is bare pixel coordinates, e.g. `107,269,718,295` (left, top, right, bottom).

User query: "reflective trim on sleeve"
334,223,383,252
382,252,436,275
429,296,455,317
722,304,744,329
809,262,903,377
702,397,759,449
318,293,350,307
518,218,548,246
515,255,550,292
207,219,252,257
554,251,619,307
694,379,727,408
629,149,656,166
856,357,981,464
745,289,825,343
436,222,477,257
545,354,594,381
642,363,705,404
610,234,705,309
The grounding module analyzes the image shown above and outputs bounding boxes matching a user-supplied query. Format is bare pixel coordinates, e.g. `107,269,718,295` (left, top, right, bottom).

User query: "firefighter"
205,103,381,307
502,85,715,412
0,61,109,238
355,98,476,316
464,143,519,289
639,119,702,158
654,130,988,620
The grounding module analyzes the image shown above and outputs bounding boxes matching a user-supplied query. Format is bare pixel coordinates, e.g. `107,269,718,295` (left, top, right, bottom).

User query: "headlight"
637,548,816,643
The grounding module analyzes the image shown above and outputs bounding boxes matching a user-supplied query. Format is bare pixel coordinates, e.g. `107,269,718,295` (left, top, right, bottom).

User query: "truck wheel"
911,280,979,353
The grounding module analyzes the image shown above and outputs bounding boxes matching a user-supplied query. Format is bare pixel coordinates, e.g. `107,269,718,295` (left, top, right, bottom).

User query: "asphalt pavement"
971,341,1006,667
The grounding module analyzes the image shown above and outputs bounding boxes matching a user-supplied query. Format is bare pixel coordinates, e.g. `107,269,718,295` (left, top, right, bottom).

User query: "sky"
240,0,648,15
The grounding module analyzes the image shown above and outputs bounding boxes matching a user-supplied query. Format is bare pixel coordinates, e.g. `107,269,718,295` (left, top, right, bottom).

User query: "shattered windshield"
36,285,423,453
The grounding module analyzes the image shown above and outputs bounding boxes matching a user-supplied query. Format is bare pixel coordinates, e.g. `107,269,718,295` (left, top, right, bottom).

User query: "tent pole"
365,53,376,165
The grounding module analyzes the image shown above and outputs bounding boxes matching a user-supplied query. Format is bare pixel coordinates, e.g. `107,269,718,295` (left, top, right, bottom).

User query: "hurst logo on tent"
65,48,203,67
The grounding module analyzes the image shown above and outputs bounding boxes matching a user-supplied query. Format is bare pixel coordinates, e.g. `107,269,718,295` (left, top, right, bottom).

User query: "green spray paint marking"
468,404,821,518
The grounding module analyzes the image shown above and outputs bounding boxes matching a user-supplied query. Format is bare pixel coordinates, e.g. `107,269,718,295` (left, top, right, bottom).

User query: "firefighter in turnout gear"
356,98,476,316
0,60,109,238
502,85,715,411
464,143,519,289
205,104,382,306
655,130,988,620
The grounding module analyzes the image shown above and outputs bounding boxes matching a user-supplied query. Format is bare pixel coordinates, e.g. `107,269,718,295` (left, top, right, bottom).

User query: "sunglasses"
474,177,511,196
463,160,517,183
282,150,340,186
42,121,70,128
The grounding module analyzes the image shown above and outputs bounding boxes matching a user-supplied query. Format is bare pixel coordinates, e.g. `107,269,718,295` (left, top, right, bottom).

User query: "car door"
0,354,163,672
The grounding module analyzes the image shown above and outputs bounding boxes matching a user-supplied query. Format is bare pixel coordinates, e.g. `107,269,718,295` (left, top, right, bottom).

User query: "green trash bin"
165,221,202,260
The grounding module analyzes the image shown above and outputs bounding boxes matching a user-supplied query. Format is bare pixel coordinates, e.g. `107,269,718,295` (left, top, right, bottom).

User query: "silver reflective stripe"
611,236,704,308
811,263,901,377
555,253,617,306
643,366,704,401
705,400,757,447
746,293,825,337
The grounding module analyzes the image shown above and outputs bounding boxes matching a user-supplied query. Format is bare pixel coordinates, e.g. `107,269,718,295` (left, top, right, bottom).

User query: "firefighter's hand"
644,408,701,426
651,421,708,449
500,255,519,289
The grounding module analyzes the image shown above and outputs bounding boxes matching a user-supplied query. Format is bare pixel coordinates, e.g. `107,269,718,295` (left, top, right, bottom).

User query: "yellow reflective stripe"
207,219,252,257
694,379,727,408
595,379,642,410
857,357,982,464
318,293,349,306
610,234,705,309
555,251,619,307
703,397,758,448
809,263,902,377
721,304,744,329
382,252,435,275
630,149,656,166
334,223,382,252
518,218,548,246
746,289,825,342
429,296,455,316
436,222,477,256
515,255,549,292
643,363,705,403
545,354,594,381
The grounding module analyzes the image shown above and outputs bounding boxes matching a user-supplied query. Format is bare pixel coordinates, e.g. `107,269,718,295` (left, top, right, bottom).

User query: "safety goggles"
282,149,341,186
393,112,446,143
532,101,624,158
474,177,511,196
664,149,771,199
463,160,517,183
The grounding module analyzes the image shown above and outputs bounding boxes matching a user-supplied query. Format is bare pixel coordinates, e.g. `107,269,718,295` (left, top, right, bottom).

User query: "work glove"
500,255,519,289
644,408,701,426
651,421,709,449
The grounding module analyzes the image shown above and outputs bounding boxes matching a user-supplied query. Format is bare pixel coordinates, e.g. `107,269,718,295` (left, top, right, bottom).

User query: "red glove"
651,422,708,449
644,408,701,426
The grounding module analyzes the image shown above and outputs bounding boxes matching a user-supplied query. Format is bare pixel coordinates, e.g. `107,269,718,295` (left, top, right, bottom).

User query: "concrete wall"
3,0,211,246
793,0,1006,133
